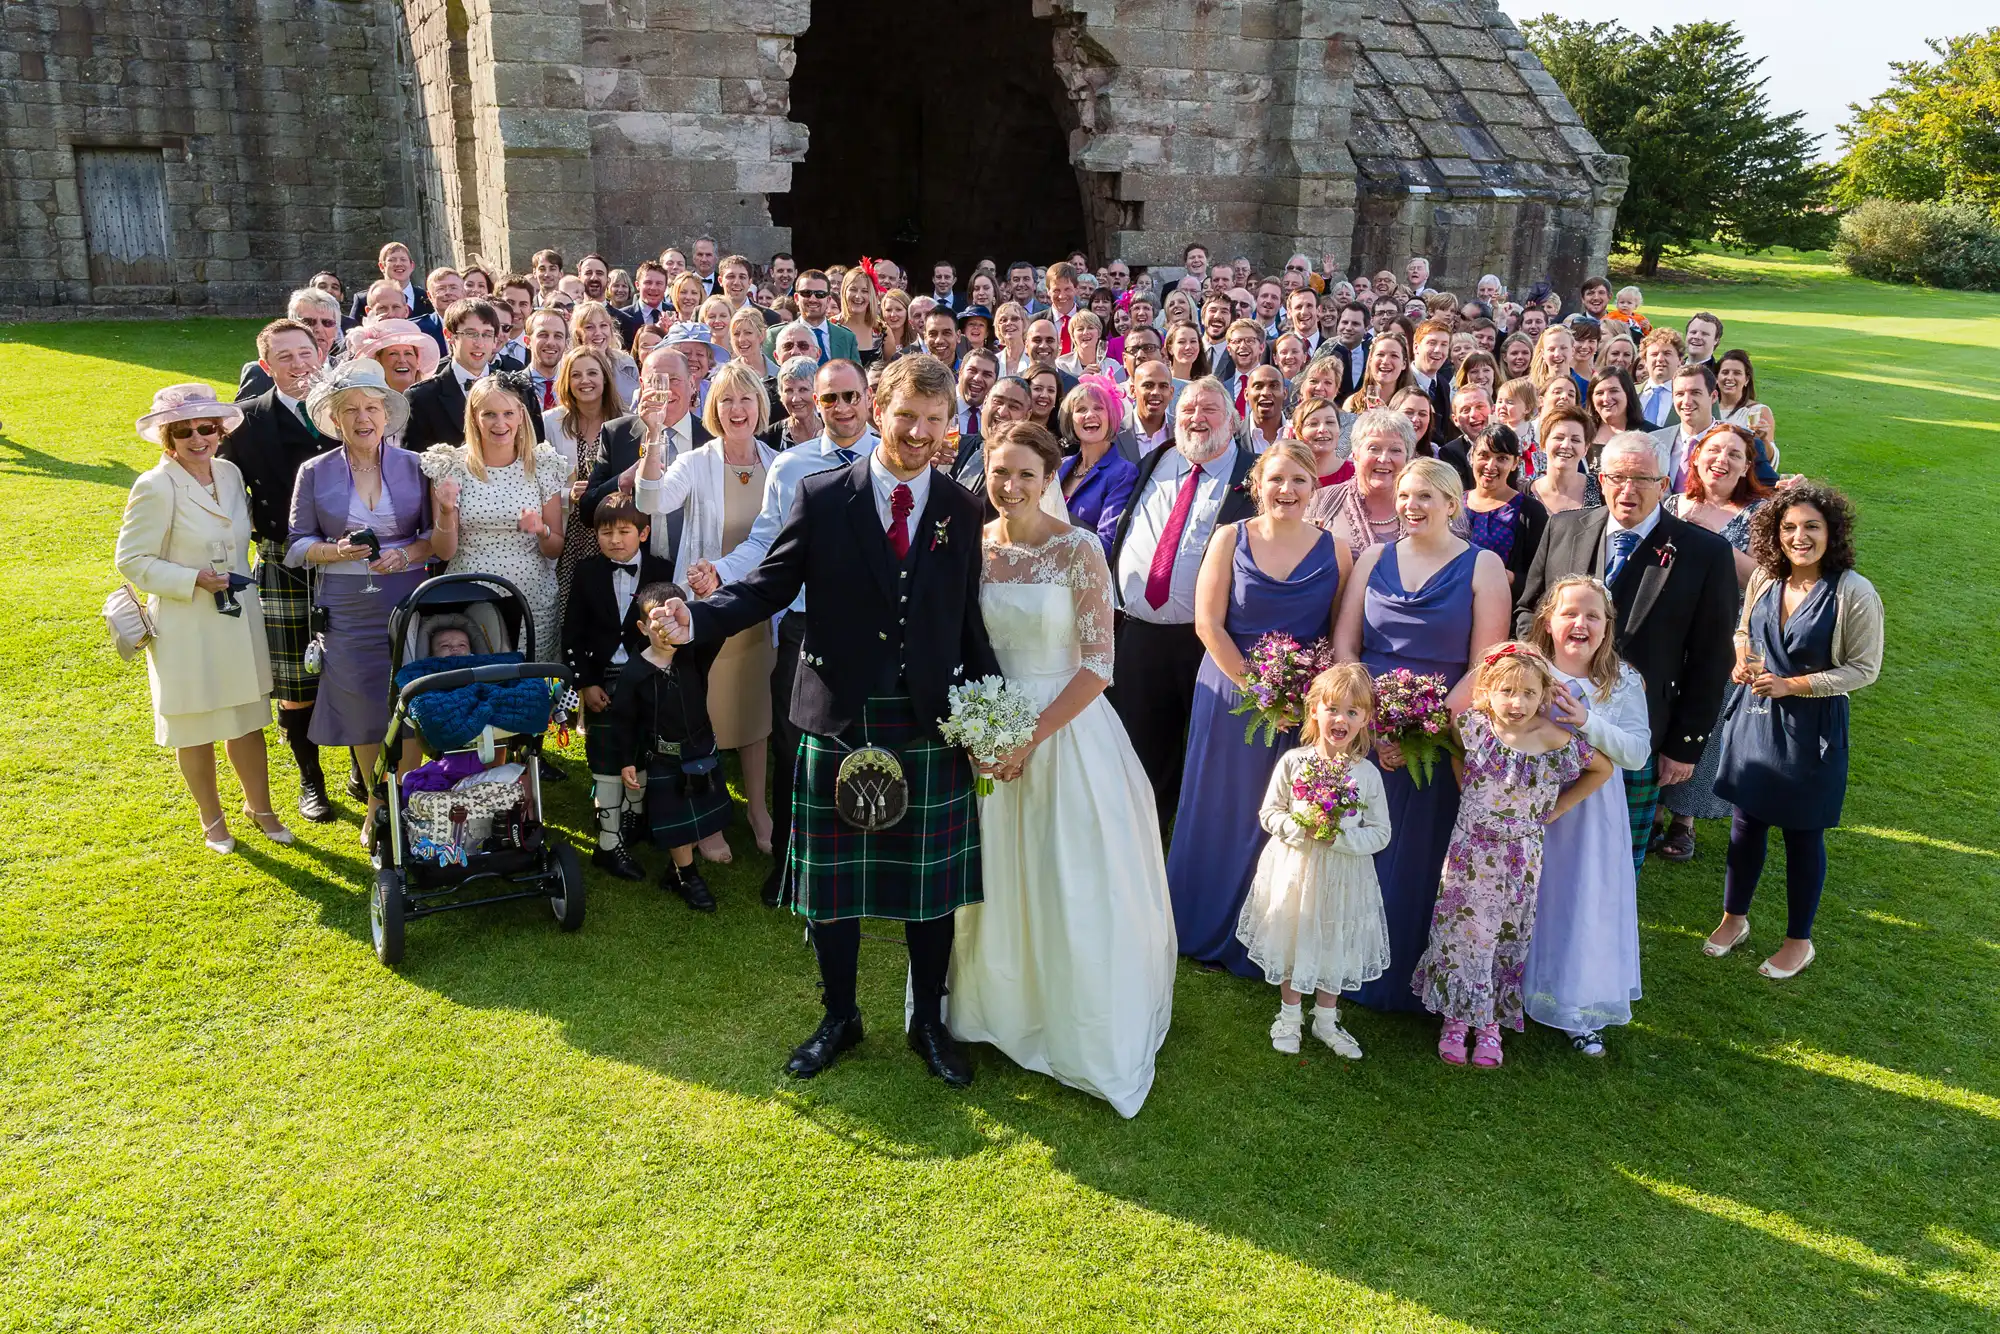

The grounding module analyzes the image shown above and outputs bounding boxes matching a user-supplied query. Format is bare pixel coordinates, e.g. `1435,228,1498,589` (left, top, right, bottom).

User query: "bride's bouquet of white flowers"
938,675,1041,796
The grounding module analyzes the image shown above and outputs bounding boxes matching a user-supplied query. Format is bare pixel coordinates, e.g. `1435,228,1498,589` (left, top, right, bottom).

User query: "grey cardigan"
1738,567,1883,698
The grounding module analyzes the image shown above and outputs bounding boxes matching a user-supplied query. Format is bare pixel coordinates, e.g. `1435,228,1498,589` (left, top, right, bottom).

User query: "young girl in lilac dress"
1236,664,1393,1059
1522,578,1651,1056
1412,643,1613,1068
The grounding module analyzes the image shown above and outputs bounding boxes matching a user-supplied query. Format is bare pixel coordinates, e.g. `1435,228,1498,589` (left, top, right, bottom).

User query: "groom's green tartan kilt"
787,696,982,923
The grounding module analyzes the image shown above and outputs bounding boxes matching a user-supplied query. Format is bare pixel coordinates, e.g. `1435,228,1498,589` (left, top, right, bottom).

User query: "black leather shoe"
786,1013,863,1079
666,863,717,911
539,756,567,783
760,864,784,909
907,1018,973,1088
344,770,369,803
621,808,646,849
592,843,646,880
296,780,336,823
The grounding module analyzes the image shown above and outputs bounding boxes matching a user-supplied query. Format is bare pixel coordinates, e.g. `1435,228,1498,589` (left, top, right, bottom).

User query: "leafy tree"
1523,17,1836,275
1836,28,2000,216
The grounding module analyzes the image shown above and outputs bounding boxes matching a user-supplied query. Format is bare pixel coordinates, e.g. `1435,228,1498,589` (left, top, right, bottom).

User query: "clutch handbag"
105,490,176,661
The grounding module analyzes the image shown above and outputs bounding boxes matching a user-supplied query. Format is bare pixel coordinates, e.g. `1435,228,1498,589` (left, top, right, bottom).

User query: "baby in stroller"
588,582,731,910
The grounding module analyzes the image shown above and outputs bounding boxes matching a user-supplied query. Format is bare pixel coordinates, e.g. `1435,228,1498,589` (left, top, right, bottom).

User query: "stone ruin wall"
0,0,1623,317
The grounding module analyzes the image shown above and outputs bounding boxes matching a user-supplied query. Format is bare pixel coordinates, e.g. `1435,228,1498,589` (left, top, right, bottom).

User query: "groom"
659,354,1001,1087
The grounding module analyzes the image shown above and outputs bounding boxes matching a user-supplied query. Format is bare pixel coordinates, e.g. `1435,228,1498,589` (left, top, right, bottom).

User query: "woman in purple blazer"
286,360,433,839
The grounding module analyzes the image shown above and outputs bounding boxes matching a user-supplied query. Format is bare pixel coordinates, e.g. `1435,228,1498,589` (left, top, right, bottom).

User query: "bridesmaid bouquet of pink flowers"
1230,632,1334,746
1371,668,1460,789
1289,753,1363,842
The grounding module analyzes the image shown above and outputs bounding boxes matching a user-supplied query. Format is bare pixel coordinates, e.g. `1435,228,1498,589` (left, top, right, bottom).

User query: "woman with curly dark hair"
1703,481,1882,980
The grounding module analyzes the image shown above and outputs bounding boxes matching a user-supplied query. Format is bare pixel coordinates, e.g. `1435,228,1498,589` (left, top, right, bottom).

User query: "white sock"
1278,999,1303,1019
591,775,624,850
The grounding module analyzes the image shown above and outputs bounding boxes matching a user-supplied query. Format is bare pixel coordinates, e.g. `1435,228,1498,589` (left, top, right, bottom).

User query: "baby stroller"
367,571,583,966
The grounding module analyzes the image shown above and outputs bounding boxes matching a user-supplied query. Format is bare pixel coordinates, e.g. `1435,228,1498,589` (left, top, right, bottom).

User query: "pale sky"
1499,1,1993,158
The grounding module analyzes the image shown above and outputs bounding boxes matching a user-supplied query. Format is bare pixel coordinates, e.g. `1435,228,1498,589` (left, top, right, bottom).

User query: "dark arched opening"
774,1,1087,277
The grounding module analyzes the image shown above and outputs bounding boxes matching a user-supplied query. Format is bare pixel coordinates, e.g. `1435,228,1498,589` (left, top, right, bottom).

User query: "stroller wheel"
551,843,587,933
372,867,406,965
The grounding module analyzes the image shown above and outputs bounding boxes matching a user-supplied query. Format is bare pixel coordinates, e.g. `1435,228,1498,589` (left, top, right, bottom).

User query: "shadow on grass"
351,789,2000,1333
0,432,143,490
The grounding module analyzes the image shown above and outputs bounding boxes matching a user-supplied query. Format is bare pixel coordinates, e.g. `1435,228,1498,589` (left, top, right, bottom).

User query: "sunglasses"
816,390,862,407
797,288,830,299
168,421,222,439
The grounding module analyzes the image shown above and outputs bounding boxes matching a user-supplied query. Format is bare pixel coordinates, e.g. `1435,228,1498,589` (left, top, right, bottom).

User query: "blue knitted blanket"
394,652,553,750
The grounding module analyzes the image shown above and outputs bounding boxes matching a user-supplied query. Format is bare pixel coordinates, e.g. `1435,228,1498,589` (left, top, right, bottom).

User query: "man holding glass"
1513,432,1738,870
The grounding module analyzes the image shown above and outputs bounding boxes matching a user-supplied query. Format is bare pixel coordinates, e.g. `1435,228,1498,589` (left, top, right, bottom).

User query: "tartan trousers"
1624,754,1661,874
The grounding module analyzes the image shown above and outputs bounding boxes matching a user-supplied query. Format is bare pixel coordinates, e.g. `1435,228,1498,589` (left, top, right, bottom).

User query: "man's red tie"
888,483,914,559
967,405,980,437
1234,375,1248,417
1143,462,1203,609
539,377,555,409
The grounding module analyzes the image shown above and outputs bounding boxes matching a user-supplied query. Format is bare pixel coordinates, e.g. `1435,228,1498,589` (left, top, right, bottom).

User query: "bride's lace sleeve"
1066,529,1116,683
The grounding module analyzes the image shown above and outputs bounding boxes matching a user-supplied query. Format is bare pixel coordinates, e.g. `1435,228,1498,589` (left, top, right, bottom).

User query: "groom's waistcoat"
687,457,1003,741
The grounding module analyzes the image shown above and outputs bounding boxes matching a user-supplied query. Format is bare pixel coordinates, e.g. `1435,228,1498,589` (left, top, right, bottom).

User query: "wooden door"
77,149,171,287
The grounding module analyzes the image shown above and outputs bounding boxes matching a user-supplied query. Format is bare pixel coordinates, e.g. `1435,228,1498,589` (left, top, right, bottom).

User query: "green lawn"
2,254,1996,1332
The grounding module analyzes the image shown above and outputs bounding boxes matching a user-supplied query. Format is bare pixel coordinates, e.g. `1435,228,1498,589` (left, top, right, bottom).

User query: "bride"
947,419,1178,1117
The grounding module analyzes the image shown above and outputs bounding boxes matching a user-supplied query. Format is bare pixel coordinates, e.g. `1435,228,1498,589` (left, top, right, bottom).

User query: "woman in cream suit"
115,383,290,854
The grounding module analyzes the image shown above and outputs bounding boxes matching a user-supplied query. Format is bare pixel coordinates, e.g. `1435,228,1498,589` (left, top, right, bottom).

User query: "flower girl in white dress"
1237,663,1394,1057
946,421,1178,1119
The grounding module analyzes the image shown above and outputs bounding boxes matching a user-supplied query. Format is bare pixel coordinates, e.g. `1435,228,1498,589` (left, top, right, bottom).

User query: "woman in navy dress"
1168,442,1350,976
1331,457,1512,1012
1707,482,1882,980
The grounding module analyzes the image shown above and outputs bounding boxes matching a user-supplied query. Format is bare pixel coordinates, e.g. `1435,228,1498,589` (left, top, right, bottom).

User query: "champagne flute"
208,540,239,615
1743,640,1771,715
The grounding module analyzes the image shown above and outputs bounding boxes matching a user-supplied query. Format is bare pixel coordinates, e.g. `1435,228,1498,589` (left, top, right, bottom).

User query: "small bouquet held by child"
1288,752,1365,842
1230,632,1334,746
939,675,1042,796
1371,667,1459,788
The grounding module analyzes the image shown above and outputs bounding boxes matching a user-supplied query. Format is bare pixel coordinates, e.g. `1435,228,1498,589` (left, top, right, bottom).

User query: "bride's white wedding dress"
948,526,1177,1118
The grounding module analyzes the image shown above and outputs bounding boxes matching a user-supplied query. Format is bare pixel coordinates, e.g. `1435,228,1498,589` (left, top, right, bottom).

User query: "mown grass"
1,257,1996,1331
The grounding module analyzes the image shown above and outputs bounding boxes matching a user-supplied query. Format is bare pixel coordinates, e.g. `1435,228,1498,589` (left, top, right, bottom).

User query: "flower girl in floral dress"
1237,664,1393,1058
1412,643,1613,1068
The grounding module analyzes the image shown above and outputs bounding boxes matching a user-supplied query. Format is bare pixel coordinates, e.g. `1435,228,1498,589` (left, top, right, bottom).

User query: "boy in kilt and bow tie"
659,354,1001,1087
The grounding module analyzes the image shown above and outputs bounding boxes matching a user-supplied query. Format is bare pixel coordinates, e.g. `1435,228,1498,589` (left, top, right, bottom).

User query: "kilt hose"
788,695,982,923
255,539,319,704
1624,754,1662,874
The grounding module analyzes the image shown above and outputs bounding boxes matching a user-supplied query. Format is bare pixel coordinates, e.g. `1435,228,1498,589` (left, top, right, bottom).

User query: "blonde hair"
1397,455,1464,518
1525,576,1624,702
728,304,771,359
569,299,618,350
697,294,733,326
838,267,882,332
1470,642,1558,716
1300,664,1376,756
461,378,536,482
1496,376,1540,415
670,272,705,316
1528,327,1575,392
700,359,773,437
1248,439,1319,514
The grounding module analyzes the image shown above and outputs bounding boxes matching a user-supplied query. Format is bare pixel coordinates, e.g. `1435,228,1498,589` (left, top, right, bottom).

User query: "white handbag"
103,583,159,660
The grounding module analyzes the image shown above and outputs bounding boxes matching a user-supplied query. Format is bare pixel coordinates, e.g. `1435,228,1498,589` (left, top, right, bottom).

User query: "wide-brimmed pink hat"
346,317,441,379
136,383,245,445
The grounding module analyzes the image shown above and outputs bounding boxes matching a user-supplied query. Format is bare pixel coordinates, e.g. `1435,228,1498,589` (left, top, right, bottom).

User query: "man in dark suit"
624,260,672,344
219,318,338,821
658,354,1001,1089
401,299,547,451
580,346,712,565
411,267,464,358
1435,384,1491,491
1513,432,1738,871
563,493,676,879
1108,378,1258,818
346,240,430,325
1410,318,1455,424
1326,301,1373,401
237,288,344,401
927,260,963,314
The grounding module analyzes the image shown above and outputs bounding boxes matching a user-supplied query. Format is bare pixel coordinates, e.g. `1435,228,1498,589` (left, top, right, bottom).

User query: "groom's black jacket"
687,457,1001,741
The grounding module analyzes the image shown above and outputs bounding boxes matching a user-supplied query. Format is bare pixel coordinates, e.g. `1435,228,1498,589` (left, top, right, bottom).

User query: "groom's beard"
1176,425,1230,465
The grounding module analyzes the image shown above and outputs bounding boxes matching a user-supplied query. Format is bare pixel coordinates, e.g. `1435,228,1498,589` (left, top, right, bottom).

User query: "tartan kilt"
255,539,318,704
1624,754,1661,873
645,754,734,848
788,696,982,923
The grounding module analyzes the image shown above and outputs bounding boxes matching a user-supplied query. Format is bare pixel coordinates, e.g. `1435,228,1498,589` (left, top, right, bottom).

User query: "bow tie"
612,561,640,576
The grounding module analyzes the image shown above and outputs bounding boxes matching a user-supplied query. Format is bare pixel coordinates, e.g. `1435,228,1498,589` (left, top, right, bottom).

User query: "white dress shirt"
608,560,640,667
868,449,932,533
1602,502,1662,575
1115,448,1234,623
711,429,879,614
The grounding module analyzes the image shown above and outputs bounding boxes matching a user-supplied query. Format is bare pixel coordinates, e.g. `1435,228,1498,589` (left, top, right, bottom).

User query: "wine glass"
208,540,239,613
1743,641,1770,715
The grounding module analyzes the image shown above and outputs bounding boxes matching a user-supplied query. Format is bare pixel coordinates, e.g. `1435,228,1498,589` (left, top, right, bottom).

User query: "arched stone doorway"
773,0,1088,275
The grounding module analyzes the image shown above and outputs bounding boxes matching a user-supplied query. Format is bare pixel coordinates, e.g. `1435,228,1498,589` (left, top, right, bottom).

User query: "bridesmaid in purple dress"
1331,457,1511,1012
1168,443,1350,976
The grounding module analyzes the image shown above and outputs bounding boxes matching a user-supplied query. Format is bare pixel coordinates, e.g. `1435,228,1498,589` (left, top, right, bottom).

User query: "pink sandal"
1438,1019,1469,1065
1471,1025,1504,1069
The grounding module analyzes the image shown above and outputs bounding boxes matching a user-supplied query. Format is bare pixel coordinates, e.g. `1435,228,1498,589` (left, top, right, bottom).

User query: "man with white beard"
1106,378,1258,817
